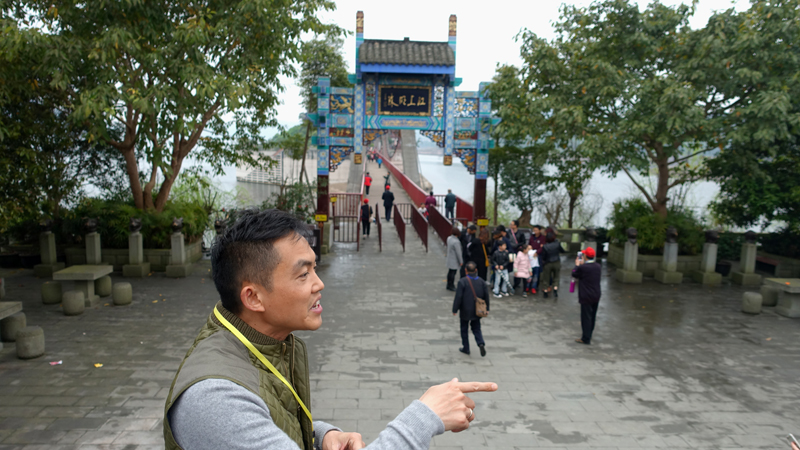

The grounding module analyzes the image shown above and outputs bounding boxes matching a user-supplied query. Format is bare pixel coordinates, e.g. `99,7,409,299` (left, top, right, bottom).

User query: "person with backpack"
540,231,564,299
452,261,490,356
360,199,373,238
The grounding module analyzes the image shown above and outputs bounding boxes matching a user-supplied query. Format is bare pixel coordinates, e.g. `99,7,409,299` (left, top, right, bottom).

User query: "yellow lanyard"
213,307,314,430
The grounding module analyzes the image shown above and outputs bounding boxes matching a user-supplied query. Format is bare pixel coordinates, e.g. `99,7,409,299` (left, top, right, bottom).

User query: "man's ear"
240,282,267,313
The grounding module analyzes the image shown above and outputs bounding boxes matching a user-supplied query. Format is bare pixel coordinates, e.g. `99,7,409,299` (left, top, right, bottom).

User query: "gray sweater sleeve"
169,378,445,450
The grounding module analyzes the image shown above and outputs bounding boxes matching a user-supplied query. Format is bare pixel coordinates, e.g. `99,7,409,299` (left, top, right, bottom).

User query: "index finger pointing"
455,382,498,393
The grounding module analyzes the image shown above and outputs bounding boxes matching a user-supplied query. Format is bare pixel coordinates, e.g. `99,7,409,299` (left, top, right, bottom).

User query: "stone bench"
53,265,113,307
756,255,780,274
0,301,22,321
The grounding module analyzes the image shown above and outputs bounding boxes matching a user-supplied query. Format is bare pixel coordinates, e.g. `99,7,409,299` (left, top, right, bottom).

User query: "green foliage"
62,199,208,249
608,198,704,255
510,0,800,217
717,232,744,261
708,137,800,231
299,33,352,114
4,0,339,211
260,183,316,223
761,229,800,260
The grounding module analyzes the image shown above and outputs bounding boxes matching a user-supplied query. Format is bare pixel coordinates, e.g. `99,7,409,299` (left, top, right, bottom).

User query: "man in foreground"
164,209,498,450
452,262,490,356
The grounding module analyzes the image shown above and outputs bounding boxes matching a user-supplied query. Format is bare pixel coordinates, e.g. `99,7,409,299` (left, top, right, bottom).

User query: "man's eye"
300,272,309,278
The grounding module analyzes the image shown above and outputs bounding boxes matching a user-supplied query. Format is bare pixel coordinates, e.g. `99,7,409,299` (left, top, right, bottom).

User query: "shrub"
60,199,208,249
717,232,744,261
608,198,704,255
260,182,317,223
760,229,800,259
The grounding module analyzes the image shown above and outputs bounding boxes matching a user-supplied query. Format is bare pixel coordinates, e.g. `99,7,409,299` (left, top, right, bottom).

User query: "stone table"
52,265,113,307
0,301,22,351
765,278,800,318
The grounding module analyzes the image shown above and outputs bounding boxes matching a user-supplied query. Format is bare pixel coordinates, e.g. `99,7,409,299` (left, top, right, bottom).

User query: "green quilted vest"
163,302,314,450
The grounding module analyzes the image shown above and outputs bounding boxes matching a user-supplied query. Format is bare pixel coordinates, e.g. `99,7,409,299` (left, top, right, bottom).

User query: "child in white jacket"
527,245,540,295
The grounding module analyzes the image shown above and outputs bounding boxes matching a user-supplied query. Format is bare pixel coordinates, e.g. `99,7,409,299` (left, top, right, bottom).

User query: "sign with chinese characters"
378,86,431,116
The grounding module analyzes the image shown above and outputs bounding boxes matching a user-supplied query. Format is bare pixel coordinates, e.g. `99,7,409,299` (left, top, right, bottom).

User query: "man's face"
254,235,324,337
510,223,517,231
533,227,540,236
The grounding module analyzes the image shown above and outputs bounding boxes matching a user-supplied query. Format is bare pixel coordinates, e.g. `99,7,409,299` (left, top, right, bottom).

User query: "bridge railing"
382,156,427,207
393,204,405,252
406,204,428,253
427,205,452,245
394,203,414,224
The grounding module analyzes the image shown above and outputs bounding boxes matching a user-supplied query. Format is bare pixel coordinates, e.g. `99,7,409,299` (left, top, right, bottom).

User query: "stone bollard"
166,219,192,278
16,326,45,359
123,223,150,277
33,230,65,277
742,292,763,314
615,228,642,283
41,281,63,305
113,282,133,306
95,275,112,297
1,312,26,342
62,290,86,316
691,231,722,286
655,227,684,284
760,285,780,307
731,231,762,286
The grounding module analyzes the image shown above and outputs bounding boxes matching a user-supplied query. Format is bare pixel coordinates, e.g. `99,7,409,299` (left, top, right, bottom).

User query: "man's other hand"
322,431,365,450
419,378,498,432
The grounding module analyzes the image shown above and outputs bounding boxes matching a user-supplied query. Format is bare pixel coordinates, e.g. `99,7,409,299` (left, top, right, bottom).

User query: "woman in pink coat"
513,244,533,298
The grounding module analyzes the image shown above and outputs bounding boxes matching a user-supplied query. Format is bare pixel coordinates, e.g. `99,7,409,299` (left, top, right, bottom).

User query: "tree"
497,147,548,227
516,0,800,218
0,15,120,232
708,139,800,230
297,33,352,183
10,0,338,212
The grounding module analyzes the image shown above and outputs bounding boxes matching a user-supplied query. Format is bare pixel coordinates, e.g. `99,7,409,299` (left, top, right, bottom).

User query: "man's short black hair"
211,209,310,314
497,224,506,232
465,261,477,273
468,224,477,231
512,220,520,227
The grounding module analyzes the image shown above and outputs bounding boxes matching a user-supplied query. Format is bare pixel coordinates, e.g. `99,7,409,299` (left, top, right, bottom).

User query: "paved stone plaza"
1,214,799,449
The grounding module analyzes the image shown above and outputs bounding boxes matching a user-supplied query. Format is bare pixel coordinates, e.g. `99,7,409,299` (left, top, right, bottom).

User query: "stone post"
615,228,642,283
166,218,191,277
85,232,102,265
33,231,65,277
692,231,722,286
732,231,761,286
655,228,683,284
123,231,150,278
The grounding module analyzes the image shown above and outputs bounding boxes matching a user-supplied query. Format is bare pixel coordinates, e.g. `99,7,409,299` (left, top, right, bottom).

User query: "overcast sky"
267,0,746,135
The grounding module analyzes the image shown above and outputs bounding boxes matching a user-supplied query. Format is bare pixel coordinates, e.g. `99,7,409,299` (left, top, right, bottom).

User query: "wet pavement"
1,193,799,448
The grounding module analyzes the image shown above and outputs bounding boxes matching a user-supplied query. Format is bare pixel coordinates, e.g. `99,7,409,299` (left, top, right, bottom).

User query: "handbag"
466,277,489,318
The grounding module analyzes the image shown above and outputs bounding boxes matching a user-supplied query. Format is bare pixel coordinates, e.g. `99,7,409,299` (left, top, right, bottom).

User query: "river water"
212,152,719,227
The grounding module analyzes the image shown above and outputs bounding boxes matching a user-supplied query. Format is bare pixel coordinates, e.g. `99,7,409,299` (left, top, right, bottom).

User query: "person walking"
446,227,463,291
491,241,511,298
452,261,490,356
382,185,395,222
540,231,564,299
444,189,457,220
377,156,383,168
360,199,373,238
364,172,372,195
513,244,532,298
572,247,601,344
469,229,491,282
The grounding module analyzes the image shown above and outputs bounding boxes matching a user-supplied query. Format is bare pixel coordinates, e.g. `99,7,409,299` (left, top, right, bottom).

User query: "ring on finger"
467,408,474,420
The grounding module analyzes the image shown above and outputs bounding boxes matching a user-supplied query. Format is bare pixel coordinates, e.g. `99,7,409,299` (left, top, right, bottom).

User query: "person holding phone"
571,247,602,345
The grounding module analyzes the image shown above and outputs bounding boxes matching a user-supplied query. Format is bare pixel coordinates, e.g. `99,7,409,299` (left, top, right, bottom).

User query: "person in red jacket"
364,172,372,195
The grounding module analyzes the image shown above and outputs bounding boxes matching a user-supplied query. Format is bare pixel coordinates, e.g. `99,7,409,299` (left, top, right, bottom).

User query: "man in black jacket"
459,225,477,278
452,262,490,356
381,186,395,222
571,247,602,344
